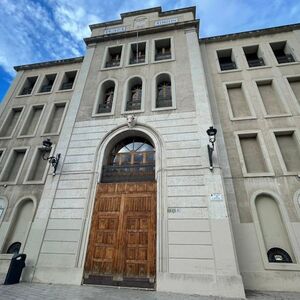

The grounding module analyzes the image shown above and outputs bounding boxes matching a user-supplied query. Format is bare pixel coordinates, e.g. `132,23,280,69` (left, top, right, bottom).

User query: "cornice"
85,20,199,45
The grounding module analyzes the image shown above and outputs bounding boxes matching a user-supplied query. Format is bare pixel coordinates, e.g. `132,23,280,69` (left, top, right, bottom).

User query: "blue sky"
1,0,300,101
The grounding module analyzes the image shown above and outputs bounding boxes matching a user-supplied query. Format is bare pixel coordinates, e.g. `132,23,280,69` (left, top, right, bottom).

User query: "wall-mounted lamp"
206,126,217,171
41,138,61,176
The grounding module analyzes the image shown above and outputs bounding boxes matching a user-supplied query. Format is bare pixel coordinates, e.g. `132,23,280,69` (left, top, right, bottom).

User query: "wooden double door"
84,182,156,288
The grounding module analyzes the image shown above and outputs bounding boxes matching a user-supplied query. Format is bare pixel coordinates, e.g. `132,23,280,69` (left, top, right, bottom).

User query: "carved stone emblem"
126,115,136,128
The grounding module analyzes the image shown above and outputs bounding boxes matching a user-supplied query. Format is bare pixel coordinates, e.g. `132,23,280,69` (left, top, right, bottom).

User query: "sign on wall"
154,18,178,26
104,26,126,35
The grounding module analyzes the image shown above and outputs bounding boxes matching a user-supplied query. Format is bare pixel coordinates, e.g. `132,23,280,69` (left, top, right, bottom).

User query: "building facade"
0,6,299,299
201,26,300,291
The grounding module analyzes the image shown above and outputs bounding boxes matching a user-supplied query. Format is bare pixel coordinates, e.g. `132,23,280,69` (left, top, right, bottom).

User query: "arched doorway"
84,136,156,288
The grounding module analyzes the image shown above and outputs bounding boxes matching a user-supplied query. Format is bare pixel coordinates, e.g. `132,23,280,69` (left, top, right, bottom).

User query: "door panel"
84,182,156,288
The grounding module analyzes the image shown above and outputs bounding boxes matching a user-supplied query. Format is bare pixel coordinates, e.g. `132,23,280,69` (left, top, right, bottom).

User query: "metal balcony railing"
220,61,236,71
276,54,295,64
61,82,74,90
105,60,120,68
20,87,33,95
126,100,141,111
101,163,155,183
156,96,172,108
98,103,112,113
248,57,265,67
40,85,53,93
155,52,171,61
130,55,145,64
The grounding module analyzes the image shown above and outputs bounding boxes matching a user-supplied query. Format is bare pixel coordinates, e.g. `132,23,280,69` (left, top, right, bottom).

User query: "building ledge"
85,20,199,45
89,6,196,29
14,56,84,72
200,23,300,43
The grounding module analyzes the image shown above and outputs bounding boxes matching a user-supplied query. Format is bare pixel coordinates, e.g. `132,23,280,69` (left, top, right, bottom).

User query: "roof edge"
14,56,84,71
90,6,196,30
200,23,300,43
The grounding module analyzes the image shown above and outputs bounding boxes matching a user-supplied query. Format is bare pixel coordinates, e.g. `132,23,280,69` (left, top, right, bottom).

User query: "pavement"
1,283,300,300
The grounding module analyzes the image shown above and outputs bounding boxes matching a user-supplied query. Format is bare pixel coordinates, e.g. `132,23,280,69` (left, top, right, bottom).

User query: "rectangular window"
0,148,28,183
217,49,237,71
243,45,265,67
38,74,57,93
270,41,295,64
25,147,50,182
256,80,287,115
129,42,146,65
19,105,44,137
155,38,171,61
59,71,77,90
226,83,252,118
19,76,38,95
287,76,300,106
43,102,67,135
105,46,122,68
0,107,23,138
274,131,300,172
238,133,269,174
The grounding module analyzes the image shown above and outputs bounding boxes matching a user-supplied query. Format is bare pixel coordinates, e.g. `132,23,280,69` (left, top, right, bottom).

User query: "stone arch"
79,123,168,274
152,71,176,110
93,78,118,115
122,75,146,113
250,190,297,264
1,196,36,254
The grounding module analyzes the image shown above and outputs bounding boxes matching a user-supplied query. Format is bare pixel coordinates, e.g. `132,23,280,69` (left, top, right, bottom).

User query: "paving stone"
0,283,300,300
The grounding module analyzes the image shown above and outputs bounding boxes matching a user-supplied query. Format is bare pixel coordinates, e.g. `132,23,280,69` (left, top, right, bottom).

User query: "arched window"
2,198,35,254
156,73,172,108
102,137,155,182
255,194,294,263
126,77,143,111
96,80,116,114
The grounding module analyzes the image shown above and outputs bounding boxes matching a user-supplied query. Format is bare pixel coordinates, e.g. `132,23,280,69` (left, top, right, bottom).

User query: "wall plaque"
104,26,126,35
155,18,178,26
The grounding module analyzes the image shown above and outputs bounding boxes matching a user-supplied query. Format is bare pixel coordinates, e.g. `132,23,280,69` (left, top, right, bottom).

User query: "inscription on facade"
104,26,126,34
155,18,178,26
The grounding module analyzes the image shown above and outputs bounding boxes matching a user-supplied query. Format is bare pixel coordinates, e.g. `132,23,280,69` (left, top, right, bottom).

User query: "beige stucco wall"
201,28,300,291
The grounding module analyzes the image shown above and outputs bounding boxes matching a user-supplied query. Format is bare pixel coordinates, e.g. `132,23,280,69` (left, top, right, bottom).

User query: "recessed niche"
239,133,268,173
275,131,300,172
255,194,295,263
20,105,44,136
0,149,27,183
59,71,77,90
19,76,38,95
43,102,66,135
26,148,50,182
287,77,300,105
256,80,287,115
226,83,252,118
0,107,23,138
38,74,57,93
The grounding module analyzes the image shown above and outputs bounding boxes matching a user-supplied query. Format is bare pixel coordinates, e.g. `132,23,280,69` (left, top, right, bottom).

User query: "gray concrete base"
32,267,83,285
157,272,246,299
242,271,300,292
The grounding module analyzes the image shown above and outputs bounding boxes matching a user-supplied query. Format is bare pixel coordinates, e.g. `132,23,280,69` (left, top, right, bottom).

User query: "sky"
1,0,300,101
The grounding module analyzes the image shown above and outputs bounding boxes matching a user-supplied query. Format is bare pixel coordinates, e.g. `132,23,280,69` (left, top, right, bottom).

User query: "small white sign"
155,18,178,26
210,193,223,201
104,26,126,35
